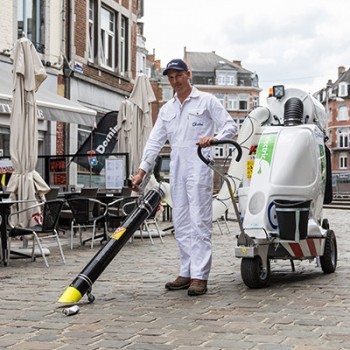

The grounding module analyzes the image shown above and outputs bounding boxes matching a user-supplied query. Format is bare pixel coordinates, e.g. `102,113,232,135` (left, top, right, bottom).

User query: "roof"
185,51,252,74
334,68,350,85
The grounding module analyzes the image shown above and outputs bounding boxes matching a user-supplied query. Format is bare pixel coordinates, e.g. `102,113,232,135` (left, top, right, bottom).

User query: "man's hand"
197,136,217,148
131,169,146,192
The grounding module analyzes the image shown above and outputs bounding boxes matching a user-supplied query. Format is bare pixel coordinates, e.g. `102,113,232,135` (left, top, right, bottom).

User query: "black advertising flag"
72,111,118,174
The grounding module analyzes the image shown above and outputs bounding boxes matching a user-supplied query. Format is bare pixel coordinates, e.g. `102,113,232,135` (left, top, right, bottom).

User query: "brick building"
314,66,350,194
0,0,144,188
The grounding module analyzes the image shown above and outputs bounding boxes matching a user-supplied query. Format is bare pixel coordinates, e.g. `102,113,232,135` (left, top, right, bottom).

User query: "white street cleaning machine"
199,86,337,288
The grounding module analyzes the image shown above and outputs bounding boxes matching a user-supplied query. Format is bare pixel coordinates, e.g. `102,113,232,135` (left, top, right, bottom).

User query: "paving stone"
0,210,350,349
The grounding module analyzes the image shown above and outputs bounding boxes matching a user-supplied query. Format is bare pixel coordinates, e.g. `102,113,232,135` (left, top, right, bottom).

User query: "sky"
143,0,350,105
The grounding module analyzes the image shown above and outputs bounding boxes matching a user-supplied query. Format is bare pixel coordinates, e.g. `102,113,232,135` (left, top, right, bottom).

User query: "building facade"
314,66,350,194
0,0,144,188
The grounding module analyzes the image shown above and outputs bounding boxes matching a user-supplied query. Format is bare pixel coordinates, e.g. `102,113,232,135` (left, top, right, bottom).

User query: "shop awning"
0,64,97,127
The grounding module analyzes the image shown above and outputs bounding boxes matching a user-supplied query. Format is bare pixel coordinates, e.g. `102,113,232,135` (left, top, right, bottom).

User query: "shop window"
0,129,10,158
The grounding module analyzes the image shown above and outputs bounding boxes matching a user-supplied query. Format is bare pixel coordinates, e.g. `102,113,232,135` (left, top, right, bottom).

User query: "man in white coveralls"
132,59,237,296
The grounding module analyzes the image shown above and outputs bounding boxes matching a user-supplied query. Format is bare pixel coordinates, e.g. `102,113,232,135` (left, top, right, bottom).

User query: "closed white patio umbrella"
7,37,50,227
117,74,156,175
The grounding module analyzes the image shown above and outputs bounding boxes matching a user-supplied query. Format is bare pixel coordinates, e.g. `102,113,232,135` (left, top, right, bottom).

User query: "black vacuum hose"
284,97,304,126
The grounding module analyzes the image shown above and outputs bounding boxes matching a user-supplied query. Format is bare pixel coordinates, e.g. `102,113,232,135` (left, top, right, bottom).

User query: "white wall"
0,0,14,53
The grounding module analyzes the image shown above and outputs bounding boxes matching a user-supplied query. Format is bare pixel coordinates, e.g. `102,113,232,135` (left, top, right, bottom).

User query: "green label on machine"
256,133,277,166
319,145,326,182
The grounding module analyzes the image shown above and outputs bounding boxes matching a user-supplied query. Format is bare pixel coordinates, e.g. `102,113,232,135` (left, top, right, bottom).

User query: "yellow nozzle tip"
58,286,82,303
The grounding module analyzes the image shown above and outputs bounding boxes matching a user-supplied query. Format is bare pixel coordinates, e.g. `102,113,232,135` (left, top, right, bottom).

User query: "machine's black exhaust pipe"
284,97,304,126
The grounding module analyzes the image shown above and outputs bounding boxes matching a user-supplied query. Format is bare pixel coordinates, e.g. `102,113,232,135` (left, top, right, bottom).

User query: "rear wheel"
241,256,270,288
320,230,337,274
322,218,329,230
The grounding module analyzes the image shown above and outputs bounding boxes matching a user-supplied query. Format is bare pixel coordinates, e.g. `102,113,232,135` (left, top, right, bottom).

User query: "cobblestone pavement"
0,208,350,350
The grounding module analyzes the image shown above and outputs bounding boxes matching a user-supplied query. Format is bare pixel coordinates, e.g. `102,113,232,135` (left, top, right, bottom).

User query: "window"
89,5,129,75
339,152,348,169
235,118,244,130
227,94,238,111
100,7,115,69
238,94,249,111
338,130,349,148
215,93,225,106
162,87,173,102
227,74,235,85
253,96,259,108
337,105,349,121
120,16,128,75
0,129,10,158
88,0,95,62
17,0,45,53
217,74,225,85
213,144,234,159
214,145,225,158
339,82,348,97
216,71,236,85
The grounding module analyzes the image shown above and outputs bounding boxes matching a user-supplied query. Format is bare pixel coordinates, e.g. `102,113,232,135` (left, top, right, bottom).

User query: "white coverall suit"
139,86,237,280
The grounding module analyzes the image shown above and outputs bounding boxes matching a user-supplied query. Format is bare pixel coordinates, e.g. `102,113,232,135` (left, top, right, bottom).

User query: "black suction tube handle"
197,139,242,165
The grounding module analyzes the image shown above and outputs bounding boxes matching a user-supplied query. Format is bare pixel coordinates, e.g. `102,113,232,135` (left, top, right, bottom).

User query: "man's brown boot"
165,276,191,290
187,279,207,296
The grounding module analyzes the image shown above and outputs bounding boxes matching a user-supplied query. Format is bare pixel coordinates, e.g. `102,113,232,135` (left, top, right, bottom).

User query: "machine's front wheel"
241,256,270,288
320,230,337,273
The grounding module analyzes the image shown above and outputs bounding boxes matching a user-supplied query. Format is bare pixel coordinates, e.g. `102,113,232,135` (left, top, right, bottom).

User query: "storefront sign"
0,102,44,119
72,111,118,174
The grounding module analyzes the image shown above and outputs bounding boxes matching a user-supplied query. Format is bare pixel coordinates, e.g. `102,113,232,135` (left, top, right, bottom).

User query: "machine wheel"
322,218,329,230
320,230,337,274
87,290,95,303
241,256,270,289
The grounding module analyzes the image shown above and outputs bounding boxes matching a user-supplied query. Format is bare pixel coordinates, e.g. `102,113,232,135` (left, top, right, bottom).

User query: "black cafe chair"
80,187,98,199
107,196,163,244
45,186,60,201
107,196,139,231
7,199,66,268
123,201,164,244
67,198,108,249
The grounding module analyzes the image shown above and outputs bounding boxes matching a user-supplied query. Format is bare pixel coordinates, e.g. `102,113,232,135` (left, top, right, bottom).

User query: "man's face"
167,70,190,92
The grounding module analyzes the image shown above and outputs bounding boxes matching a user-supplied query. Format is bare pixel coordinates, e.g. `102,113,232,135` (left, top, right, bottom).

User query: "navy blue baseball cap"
163,59,189,75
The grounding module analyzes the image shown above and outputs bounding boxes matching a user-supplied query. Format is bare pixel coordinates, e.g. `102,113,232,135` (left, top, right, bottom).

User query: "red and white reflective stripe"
282,238,324,257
